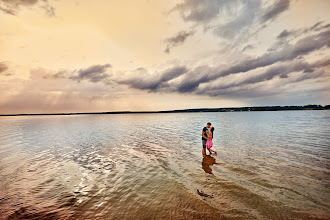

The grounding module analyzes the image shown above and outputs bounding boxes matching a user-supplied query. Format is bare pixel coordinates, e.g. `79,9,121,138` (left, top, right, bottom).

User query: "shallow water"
0,111,329,219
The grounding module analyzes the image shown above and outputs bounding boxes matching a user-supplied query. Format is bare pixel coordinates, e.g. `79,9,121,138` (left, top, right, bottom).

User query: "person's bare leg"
202,148,206,157
211,149,217,155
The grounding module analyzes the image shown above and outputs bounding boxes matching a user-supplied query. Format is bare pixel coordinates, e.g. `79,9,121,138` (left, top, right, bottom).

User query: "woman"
206,127,217,155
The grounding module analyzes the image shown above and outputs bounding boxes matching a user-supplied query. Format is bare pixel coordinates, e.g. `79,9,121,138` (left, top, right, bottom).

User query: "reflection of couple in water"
202,155,217,174
202,122,217,157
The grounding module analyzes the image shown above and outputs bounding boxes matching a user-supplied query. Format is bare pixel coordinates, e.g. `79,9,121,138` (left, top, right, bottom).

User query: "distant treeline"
1,105,329,116
177,104,330,112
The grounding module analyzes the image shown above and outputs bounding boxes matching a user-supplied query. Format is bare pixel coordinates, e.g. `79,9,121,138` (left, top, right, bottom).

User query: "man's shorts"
202,139,207,148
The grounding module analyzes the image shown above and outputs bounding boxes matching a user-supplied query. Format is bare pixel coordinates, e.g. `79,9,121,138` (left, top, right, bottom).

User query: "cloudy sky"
0,0,329,114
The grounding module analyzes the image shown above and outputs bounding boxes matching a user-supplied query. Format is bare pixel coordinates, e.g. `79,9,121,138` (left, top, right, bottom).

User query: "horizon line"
0,104,329,117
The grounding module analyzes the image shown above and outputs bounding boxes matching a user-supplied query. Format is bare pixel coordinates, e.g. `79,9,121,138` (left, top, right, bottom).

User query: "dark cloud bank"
176,29,330,93
43,26,329,98
69,64,112,83
118,66,188,91
198,58,330,96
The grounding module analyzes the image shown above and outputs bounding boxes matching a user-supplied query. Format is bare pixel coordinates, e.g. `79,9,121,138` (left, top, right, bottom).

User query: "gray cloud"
213,0,261,39
269,21,330,52
277,21,330,40
40,64,113,84
261,0,290,23
69,64,112,83
171,0,261,40
170,0,294,49
164,30,195,53
242,44,255,51
171,0,224,23
171,0,292,41
176,29,330,93
201,58,330,93
200,70,329,99
0,0,55,16
277,29,290,39
197,79,330,100
196,69,329,99
118,66,187,91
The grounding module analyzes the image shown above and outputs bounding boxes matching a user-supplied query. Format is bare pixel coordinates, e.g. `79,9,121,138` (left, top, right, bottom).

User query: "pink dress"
206,135,213,149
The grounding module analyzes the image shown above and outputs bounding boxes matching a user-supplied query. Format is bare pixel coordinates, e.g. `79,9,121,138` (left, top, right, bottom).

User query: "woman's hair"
210,127,214,132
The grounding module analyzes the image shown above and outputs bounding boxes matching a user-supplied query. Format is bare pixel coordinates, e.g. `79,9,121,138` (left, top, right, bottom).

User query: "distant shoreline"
1,105,329,117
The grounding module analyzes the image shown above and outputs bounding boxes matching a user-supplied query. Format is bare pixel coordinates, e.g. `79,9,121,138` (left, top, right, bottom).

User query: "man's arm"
202,131,208,140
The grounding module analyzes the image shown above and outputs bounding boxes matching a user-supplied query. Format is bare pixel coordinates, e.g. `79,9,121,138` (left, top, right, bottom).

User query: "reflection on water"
202,155,217,174
0,111,329,219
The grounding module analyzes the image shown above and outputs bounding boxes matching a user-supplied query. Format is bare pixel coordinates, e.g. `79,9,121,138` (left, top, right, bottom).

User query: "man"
202,122,212,156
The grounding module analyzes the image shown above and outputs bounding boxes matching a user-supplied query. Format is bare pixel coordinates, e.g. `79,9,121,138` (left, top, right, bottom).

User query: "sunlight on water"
0,111,329,219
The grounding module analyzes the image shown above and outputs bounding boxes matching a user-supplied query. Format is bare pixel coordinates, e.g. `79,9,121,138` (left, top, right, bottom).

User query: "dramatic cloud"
171,0,261,39
176,29,330,93
0,0,55,16
119,66,187,91
69,64,112,83
199,70,329,98
170,0,293,44
261,0,290,23
200,58,330,93
164,30,194,53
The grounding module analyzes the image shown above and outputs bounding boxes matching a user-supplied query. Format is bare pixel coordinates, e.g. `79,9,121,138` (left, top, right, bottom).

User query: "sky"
0,0,329,114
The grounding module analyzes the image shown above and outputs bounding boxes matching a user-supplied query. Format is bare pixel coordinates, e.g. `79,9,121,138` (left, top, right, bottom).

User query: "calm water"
0,111,329,219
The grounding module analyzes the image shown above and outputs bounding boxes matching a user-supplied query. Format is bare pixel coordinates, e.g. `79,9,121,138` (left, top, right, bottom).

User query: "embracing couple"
202,122,217,157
